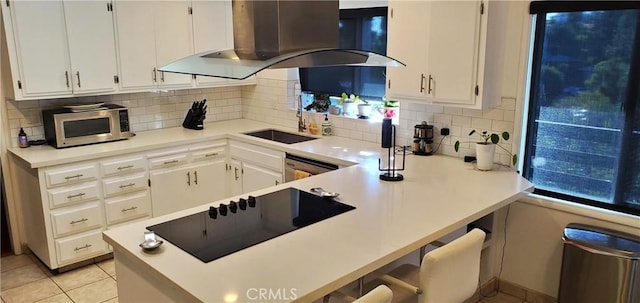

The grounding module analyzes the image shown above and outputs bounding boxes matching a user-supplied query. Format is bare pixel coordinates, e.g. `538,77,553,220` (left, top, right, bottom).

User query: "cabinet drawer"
102,172,147,197
192,147,226,162
230,142,284,172
55,230,108,265
101,156,146,176
148,153,188,169
105,191,151,225
45,163,99,188
51,203,103,238
48,181,100,209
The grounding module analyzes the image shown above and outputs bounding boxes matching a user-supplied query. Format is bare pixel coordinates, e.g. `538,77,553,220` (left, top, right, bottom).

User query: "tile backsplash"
6,87,242,148
5,79,518,166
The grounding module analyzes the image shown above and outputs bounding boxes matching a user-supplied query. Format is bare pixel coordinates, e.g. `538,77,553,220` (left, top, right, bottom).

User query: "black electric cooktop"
147,187,355,263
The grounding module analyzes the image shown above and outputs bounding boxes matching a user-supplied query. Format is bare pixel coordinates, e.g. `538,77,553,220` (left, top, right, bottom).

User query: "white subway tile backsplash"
471,118,492,130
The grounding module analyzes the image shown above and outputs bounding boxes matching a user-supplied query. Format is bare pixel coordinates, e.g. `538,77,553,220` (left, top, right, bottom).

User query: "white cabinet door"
113,1,157,90
229,159,243,197
63,1,118,94
149,166,191,217
191,159,228,208
4,0,72,98
241,162,282,194
427,1,482,105
191,0,230,86
154,1,193,88
385,0,429,100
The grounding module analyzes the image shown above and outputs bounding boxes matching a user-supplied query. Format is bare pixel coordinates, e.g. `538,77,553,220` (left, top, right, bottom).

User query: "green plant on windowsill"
454,130,518,170
304,93,330,112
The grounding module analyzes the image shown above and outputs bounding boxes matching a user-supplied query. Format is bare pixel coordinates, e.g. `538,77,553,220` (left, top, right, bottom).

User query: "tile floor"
1,254,524,303
1,254,118,303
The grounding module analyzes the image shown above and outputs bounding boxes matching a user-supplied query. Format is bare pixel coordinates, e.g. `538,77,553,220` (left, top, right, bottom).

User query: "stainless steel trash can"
558,223,640,303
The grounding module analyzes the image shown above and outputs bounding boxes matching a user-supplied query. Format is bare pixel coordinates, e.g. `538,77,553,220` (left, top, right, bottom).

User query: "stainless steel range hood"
159,0,404,80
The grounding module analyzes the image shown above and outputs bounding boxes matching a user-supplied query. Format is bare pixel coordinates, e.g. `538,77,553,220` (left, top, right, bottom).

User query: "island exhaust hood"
159,0,404,80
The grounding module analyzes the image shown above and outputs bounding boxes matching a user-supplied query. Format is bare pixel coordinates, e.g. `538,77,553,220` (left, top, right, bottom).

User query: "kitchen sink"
243,129,317,144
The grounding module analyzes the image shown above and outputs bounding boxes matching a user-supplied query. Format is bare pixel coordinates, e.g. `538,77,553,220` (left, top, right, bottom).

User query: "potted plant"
340,92,358,117
454,130,518,170
357,97,372,118
304,93,330,113
378,97,399,119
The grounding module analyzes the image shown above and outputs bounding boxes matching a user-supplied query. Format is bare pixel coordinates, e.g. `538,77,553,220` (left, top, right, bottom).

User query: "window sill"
519,193,640,229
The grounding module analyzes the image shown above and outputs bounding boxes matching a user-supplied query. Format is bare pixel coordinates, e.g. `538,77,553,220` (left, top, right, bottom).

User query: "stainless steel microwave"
43,104,132,148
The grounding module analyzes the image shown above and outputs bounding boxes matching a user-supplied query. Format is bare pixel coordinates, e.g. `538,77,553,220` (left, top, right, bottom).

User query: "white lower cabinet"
229,141,284,195
55,229,108,265
148,141,228,217
105,191,151,225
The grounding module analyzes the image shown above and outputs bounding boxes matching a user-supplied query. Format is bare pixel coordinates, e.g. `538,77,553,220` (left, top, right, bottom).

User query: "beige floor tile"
101,297,119,303
478,293,527,303
1,255,34,273
26,255,54,278
96,259,116,277
66,278,117,303
0,264,47,291
34,293,73,303
51,264,109,292
0,278,63,303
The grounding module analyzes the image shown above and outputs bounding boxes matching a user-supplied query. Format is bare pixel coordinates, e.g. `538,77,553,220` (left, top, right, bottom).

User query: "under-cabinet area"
7,130,304,270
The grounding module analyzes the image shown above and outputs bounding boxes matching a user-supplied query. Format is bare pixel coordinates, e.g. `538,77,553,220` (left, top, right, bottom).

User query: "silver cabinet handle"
194,171,198,185
187,171,191,186
163,160,179,165
76,71,81,88
65,71,70,88
74,244,92,251
152,68,157,82
428,74,433,94
117,165,134,170
234,167,239,180
121,206,138,212
119,183,135,189
205,152,219,157
64,174,84,180
160,71,165,82
275,180,279,185
70,218,88,225
67,192,86,199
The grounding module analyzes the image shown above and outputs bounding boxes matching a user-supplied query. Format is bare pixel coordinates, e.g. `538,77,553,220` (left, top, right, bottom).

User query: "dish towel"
294,169,312,180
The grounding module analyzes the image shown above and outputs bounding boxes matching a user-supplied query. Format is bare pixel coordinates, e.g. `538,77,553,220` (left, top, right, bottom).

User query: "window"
524,2,640,215
298,7,388,100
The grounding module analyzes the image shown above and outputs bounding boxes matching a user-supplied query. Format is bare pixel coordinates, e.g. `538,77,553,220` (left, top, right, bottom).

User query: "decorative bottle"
322,114,332,136
18,128,29,148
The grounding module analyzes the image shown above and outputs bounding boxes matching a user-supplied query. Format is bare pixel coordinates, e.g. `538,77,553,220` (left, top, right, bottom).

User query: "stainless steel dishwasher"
284,154,339,182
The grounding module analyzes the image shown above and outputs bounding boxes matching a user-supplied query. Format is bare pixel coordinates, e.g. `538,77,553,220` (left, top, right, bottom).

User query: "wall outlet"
440,128,450,136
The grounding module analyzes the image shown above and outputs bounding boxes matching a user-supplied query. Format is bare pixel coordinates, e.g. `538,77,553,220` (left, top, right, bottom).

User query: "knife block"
183,99,207,130
182,109,204,130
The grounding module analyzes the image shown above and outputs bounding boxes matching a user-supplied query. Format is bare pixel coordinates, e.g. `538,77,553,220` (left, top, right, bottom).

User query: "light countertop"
9,119,384,169
96,122,533,302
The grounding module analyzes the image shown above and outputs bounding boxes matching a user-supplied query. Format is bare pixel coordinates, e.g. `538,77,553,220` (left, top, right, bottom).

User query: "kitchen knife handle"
76,71,81,88
187,171,191,186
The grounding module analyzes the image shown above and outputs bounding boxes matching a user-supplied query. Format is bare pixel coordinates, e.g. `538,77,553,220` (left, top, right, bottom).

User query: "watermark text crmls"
246,288,297,301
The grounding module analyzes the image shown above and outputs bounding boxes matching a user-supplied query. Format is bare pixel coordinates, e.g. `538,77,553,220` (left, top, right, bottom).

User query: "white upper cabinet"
113,1,193,91
386,0,507,109
385,1,429,100
2,0,117,99
63,1,118,95
191,0,256,87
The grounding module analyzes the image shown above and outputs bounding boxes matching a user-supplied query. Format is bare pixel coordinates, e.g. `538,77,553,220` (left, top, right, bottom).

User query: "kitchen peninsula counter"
101,128,533,302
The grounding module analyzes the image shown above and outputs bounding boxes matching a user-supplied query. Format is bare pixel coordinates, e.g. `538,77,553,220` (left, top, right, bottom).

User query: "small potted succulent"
340,92,358,117
378,97,399,119
454,130,517,170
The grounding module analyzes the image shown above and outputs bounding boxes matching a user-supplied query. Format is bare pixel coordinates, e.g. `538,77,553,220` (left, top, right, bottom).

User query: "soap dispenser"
322,114,332,136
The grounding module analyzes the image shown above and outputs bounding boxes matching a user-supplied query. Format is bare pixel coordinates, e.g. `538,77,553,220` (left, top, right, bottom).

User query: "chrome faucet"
297,94,306,132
